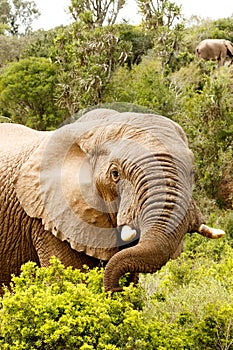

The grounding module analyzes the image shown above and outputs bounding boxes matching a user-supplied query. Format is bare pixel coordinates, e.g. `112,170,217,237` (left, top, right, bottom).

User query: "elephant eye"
111,170,120,182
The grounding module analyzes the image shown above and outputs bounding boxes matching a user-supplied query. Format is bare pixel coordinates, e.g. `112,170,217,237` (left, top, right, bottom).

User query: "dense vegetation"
0,0,232,348
1,240,233,349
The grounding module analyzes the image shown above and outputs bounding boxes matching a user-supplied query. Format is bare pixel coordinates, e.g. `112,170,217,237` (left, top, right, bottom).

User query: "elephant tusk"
121,225,137,242
198,224,225,239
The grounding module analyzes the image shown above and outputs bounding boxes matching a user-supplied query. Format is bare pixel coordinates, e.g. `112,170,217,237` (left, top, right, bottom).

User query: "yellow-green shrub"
0,258,147,350
1,242,233,349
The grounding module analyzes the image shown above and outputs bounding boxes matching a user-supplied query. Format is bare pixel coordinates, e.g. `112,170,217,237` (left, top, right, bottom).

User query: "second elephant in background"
196,38,233,67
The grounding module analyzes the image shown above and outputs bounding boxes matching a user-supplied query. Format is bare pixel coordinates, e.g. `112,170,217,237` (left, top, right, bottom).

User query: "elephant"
0,108,225,293
196,39,233,67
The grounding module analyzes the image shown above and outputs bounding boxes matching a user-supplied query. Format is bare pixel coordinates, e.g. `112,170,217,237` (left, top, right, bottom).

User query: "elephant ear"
14,123,118,260
225,40,233,55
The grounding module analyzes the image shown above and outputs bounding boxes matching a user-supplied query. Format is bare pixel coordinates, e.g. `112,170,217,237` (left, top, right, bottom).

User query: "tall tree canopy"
68,0,126,28
52,23,131,115
136,0,184,73
136,0,182,30
0,0,40,35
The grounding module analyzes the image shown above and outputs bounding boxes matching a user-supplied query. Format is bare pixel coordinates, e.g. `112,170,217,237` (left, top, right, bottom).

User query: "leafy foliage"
0,0,40,35
103,57,177,117
140,238,233,349
0,258,147,350
1,239,233,349
172,64,233,204
0,34,27,66
23,28,61,59
137,0,185,73
51,23,132,115
69,0,126,28
0,57,65,130
117,24,153,68
137,0,182,30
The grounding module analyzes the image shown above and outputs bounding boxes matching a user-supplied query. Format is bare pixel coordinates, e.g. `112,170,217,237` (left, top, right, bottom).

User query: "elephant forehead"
103,132,189,163
93,120,185,149
75,111,182,138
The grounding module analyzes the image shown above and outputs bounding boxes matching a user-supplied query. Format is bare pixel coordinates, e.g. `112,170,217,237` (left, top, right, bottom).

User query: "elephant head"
15,108,224,292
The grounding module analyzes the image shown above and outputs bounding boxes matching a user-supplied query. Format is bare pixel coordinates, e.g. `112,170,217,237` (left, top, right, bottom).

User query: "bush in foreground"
0,240,233,349
0,258,147,350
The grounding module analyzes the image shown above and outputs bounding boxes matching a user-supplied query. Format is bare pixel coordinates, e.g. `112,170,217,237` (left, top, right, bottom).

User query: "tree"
117,24,153,69
0,57,65,130
103,57,177,117
68,0,126,28
0,0,40,35
136,0,181,30
0,34,26,66
23,28,61,59
136,0,184,73
52,23,131,115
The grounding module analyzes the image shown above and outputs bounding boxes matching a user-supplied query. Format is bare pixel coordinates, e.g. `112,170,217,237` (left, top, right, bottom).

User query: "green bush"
140,241,233,349
0,257,147,350
0,57,65,130
103,57,177,118
1,240,233,349
169,63,233,208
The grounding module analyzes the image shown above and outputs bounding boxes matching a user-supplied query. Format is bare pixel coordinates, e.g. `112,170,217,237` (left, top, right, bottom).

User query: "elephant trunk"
104,153,194,292
104,237,173,292
103,148,224,292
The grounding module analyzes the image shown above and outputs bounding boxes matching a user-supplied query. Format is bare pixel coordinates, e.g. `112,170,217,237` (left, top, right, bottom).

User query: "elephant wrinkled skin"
0,109,224,293
196,38,233,67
